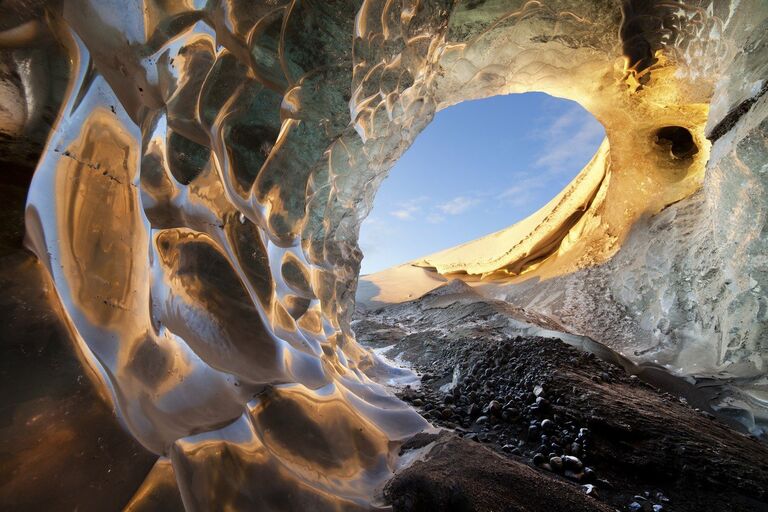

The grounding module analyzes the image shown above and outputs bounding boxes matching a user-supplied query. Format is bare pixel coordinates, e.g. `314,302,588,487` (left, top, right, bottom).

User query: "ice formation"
1,0,766,508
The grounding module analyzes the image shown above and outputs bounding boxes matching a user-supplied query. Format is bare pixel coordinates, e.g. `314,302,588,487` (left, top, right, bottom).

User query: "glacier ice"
0,0,766,508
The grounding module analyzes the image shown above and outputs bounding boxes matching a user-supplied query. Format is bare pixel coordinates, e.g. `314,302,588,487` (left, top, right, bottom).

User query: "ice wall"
1,0,766,508
445,2,768,428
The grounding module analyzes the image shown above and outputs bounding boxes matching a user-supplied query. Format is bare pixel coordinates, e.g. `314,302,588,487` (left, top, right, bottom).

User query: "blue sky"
358,92,605,275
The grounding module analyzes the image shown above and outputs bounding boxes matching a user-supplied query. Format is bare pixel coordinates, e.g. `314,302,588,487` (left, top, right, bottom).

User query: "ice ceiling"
1,0,767,509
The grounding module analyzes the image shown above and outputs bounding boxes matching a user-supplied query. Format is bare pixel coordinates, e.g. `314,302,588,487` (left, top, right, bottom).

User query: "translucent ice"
1,0,766,508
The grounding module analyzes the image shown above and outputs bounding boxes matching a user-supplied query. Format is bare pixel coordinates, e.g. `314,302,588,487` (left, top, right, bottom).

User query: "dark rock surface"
356,283,768,512
386,432,612,512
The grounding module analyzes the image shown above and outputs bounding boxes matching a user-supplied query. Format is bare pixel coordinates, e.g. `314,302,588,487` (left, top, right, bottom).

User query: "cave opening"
654,125,699,159
6,1,768,510
358,92,606,277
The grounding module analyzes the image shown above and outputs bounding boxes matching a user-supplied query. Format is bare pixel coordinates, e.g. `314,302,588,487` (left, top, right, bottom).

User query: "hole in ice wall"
654,126,698,160
358,92,606,276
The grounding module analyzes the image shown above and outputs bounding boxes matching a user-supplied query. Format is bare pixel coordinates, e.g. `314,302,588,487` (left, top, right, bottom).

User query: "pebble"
532,453,545,466
628,502,643,512
563,455,583,471
475,415,489,425
570,442,582,457
597,478,613,489
653,505,664,512
487,400,502,416
541,419,555,431
581,484,598,498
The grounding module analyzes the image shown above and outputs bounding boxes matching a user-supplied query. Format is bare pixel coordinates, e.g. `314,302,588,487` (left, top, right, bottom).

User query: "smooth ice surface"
2,0,767,508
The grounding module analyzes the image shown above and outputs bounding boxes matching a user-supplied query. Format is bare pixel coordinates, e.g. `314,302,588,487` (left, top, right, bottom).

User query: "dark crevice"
707,80,768,142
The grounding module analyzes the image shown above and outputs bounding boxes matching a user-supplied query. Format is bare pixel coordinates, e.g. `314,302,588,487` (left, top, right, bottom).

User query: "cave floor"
354,282,768,512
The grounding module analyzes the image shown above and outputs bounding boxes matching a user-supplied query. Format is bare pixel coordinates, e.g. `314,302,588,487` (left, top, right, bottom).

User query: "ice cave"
0,1,767,511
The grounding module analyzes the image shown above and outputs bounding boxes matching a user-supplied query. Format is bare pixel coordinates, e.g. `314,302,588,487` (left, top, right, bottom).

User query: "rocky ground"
355,281,768,512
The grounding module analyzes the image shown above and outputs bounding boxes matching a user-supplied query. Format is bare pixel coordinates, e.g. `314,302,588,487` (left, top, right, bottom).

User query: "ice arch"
358,92,606,276
2,0,766,508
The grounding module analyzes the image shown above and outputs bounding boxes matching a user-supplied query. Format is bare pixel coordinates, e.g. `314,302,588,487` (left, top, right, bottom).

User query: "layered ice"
0,0,766,508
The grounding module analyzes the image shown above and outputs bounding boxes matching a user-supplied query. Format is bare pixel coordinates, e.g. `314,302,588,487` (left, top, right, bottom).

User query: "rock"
652,506,664,512
563,455,583,472
628,502,643,512
596,479,613,490
387,434,615,512
355,296,768,512
570,442,582,457
475,415,489,425
582,484,599,498
564,469,582,481
532,453,546,466
486,400,502,417
399,433,440,454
